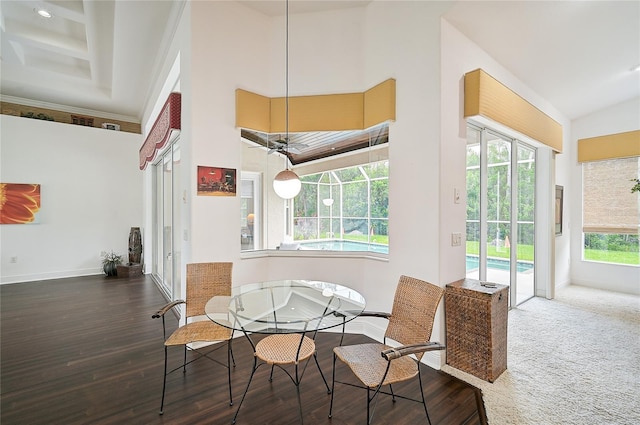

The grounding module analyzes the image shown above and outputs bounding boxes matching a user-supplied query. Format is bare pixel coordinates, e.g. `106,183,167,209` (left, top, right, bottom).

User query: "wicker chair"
232,327,330,424
152,262,234,415
328,275,445,425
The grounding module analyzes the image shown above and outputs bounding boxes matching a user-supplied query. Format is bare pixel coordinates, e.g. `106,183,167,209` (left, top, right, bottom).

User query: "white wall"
0,115,143,283
555,138,572,289
570,97,640,295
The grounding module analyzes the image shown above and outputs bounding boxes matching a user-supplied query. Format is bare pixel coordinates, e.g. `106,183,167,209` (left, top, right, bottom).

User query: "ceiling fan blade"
289,143,309,149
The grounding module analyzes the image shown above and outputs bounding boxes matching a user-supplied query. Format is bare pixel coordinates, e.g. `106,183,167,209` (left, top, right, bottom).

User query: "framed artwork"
0,183,41,224
555,185,563,236
197,166,236,196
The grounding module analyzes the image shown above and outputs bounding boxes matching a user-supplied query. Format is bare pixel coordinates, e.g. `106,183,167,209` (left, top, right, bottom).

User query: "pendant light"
273,0,301,200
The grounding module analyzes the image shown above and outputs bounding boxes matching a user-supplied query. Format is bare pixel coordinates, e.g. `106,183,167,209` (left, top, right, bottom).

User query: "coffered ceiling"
1,1,638,124
0,0,179,122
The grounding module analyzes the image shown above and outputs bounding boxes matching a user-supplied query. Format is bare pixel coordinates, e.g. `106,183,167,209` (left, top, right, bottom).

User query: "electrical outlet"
10,256,18,263
451,233,462,247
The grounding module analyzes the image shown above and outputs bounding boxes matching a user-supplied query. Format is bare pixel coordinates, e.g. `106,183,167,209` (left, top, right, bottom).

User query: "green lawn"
466,241,534,261
309,236,640,266
467,241,639,266
342,233,389,245
584,249,640,265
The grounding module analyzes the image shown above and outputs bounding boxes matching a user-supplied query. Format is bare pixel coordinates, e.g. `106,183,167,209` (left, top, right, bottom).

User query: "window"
240,172,261,251
293,161,389,252
241,123,389,253
582,157,640,265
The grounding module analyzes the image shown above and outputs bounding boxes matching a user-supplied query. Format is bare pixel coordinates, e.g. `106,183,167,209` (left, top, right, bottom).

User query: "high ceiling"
442,1,640,121
1,1,638,124
0,0,180,122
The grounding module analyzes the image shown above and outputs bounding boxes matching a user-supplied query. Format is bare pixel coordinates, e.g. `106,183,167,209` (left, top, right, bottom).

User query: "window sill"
240,249,389,262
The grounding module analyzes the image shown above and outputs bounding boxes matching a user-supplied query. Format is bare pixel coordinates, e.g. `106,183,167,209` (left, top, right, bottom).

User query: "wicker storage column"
445,278,508,382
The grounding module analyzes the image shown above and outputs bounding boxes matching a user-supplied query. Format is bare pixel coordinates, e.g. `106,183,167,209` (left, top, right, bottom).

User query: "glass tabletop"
205,280,366,334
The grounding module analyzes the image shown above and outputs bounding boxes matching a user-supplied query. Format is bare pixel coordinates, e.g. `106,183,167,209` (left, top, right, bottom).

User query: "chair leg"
313,352,331,393
227,340,233,406
269,364,275,382
366,387,372,425
389,383,396,402
232,355,258,424
294,363,304,425
417,369,432,425
367,381,385,425
182,345,187,373
159,346,168,415
328,353,337,418
230,337,236,367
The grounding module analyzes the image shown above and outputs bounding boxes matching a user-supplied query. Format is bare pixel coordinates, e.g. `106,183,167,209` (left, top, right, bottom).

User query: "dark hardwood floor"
1,275,486,425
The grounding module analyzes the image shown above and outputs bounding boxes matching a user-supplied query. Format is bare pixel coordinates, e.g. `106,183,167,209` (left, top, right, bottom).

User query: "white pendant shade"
273,169,301,199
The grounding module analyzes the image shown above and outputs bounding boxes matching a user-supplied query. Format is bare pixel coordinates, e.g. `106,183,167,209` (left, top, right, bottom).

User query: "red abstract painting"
0,183,41,224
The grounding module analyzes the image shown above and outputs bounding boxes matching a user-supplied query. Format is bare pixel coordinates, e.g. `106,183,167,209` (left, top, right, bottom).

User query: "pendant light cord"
285,0,290,170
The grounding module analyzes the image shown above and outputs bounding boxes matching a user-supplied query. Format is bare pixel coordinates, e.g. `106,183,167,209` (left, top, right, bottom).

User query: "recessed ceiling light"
35,8,53,18
633,64,640,72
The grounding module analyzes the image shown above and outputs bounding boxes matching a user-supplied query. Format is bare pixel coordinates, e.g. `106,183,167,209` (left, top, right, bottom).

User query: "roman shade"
583,157,639,234
579,130,640,234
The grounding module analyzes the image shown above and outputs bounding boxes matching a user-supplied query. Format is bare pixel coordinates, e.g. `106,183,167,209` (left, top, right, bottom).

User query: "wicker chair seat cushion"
255,334,316,365
165,320,232,346
334,343,418,388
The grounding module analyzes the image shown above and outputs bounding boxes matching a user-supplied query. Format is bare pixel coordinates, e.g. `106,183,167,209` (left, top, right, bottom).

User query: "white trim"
240,249,389,262
0,269,104,285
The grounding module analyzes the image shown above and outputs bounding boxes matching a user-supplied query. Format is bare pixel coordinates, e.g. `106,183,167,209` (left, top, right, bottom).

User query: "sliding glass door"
515,144,536,304
466,126,536,306
152,141,181,300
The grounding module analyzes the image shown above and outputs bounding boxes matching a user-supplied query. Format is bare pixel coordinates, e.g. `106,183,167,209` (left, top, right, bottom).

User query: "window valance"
577,130,640,163
236,79,395,133
464,69,563,153
139,92,181,170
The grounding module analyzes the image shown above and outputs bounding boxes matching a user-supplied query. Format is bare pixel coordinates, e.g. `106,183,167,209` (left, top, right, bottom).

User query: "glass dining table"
204,279,366,424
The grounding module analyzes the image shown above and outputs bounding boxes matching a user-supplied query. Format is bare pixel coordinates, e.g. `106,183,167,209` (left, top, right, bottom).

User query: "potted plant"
631,178,640,193
101,250,123,276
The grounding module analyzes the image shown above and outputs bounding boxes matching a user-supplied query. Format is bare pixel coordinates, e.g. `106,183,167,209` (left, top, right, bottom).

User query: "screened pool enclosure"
293,161,389,252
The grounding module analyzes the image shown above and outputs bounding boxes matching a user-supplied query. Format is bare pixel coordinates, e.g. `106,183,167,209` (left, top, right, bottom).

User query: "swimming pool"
466,255,533,272
297,241,533,271
299,240,389,254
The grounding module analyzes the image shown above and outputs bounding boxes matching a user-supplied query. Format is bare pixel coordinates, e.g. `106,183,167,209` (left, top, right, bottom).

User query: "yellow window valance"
464,69,563,153
577,130,640,162
236,79,396,133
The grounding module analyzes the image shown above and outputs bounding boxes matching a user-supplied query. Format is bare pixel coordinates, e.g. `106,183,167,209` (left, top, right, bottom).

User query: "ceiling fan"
266,136,308,155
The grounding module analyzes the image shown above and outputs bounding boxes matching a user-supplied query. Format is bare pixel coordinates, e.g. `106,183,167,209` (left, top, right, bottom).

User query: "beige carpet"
442,285,640,425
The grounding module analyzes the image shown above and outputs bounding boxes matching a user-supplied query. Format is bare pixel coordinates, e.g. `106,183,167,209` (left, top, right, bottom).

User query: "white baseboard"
0,268,104,285
570,279,640,296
